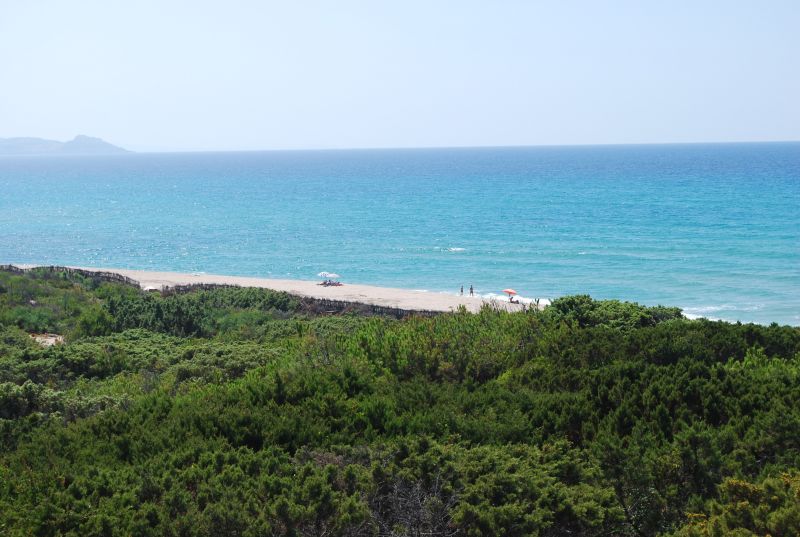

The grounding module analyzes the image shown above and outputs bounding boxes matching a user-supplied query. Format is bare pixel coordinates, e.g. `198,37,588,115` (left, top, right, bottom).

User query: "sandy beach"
13,265,535,314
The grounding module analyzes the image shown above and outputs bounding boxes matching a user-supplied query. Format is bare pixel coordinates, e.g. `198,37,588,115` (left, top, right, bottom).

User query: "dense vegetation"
1,267,799,536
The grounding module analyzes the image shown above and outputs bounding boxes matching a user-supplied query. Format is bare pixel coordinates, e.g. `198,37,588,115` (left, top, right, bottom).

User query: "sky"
0,1,798,152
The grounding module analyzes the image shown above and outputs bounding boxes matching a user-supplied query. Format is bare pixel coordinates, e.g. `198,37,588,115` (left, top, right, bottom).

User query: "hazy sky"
1,1,798,151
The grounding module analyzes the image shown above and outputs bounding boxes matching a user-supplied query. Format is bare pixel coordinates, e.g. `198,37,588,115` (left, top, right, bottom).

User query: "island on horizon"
0,135,129,156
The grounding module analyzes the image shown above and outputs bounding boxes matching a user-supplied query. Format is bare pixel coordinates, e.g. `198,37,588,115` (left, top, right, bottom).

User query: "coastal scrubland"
1,267,799,536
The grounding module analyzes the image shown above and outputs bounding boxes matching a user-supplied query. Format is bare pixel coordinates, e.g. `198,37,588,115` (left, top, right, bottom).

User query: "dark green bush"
0,268,798,536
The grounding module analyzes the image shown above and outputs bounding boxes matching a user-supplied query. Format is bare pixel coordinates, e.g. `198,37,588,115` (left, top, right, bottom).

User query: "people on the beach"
469,285,474,296
460,285,463,296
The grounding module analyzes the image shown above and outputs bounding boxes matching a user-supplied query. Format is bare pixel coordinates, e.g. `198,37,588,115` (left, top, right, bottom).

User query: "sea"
1,143,798,325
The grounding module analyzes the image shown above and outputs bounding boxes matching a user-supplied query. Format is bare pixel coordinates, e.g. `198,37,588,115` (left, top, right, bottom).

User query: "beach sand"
14,265,532,314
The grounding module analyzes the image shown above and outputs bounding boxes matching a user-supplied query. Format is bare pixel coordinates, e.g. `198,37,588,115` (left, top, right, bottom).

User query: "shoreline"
10,265,535,314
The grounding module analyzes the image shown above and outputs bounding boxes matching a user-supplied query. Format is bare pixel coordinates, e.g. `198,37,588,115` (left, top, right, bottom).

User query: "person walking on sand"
460,285,463,296
469,285,474,296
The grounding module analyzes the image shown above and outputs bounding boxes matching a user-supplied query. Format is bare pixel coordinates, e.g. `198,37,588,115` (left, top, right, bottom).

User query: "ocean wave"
684,312,713,320
682,303,769,324
683,303,764,315
683,312,739,323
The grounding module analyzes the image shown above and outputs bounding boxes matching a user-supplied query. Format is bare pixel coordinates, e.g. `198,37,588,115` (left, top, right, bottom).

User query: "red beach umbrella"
503,289,517,296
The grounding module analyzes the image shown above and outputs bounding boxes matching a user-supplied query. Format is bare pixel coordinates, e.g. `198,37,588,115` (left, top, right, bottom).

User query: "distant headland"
0,135,129,156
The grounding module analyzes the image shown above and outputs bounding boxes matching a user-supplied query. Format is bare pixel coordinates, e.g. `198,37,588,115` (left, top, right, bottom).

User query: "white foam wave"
684,312,744,323
683,303,764,315
684,312,717,321
683,303,769,323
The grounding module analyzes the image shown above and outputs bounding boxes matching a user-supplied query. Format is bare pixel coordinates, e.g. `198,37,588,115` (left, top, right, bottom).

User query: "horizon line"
126,138,800,155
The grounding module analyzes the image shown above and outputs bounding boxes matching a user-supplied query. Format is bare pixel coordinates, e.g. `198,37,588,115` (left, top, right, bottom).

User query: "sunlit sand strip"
14,265,531,314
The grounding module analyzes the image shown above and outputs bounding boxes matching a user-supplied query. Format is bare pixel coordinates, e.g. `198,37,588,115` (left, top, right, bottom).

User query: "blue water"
1,143,798,325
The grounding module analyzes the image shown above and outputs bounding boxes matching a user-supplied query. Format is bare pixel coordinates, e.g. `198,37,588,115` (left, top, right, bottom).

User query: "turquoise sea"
1,143,798,325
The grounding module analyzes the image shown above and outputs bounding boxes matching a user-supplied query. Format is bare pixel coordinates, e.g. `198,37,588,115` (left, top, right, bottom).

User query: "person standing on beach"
469,285,474,296
460,285,463,296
